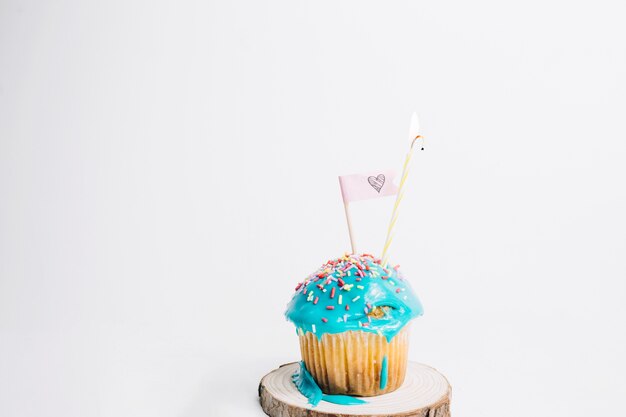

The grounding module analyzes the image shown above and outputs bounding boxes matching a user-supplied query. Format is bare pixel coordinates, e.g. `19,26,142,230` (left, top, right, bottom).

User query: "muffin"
285,253,423,396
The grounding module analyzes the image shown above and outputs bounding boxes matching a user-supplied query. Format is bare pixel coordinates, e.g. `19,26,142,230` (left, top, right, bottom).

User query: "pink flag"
338,170,399,203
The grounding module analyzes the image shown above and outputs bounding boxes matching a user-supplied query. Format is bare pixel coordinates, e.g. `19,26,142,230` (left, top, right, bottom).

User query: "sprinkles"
287,253,418,337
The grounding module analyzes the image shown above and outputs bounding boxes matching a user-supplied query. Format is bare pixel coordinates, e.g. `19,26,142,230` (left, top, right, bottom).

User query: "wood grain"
259,362,451,417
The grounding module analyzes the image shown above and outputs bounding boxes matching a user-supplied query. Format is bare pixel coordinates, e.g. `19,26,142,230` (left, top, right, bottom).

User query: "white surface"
262,362,449,415
1,1,626,417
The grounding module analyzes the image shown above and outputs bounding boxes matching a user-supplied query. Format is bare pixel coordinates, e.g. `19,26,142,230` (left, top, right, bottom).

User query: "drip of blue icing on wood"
322,394,367,405
380,356,388,390
292,362,367,406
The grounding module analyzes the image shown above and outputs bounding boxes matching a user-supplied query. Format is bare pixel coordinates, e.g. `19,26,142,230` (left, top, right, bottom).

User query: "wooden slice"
259,362,451,417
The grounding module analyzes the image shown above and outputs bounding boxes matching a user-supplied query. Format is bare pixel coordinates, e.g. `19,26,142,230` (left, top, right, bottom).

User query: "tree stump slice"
259,362,451,417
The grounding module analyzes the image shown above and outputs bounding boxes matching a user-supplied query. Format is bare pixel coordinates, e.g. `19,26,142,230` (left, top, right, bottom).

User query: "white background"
1,1,625,416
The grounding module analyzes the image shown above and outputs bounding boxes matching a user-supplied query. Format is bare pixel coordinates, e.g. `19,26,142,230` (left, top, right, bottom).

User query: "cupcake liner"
298,326,409,396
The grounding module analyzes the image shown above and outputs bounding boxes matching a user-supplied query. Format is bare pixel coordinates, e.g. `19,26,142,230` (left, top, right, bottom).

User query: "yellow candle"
381,113,423,266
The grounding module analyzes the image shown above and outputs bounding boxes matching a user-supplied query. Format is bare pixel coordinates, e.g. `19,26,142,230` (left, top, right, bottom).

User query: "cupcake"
285,253,423,397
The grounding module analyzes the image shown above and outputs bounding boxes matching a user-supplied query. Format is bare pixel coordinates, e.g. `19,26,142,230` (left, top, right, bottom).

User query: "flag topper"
338,112,424,261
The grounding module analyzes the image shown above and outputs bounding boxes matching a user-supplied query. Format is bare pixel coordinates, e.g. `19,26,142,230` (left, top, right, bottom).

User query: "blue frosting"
292,361,323,405
380,356,388,390
285,254,423,342
292,361,367,406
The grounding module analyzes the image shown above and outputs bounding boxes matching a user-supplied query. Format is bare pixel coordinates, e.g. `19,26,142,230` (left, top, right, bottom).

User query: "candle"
380,113,423,266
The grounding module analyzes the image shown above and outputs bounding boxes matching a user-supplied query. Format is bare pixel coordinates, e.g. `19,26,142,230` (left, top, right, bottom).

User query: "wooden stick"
343,201,357,254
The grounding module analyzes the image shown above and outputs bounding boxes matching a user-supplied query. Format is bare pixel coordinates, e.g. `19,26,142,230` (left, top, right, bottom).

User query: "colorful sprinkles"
286,253,422,337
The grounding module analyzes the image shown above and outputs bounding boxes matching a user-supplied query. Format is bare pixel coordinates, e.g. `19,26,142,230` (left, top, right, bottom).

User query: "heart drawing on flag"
368,174,385,193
